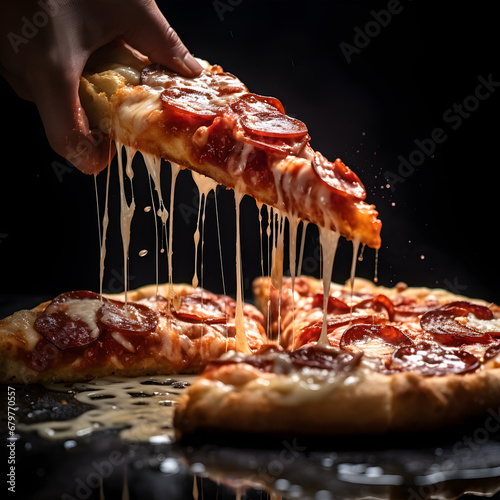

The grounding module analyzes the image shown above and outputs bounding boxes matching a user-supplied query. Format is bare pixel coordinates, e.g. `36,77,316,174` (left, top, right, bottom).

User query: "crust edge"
174,362,500,437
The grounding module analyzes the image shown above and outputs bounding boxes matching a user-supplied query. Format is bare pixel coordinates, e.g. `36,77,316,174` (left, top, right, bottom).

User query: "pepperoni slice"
145,64,246,120
208,344,362,374
312,154,366,200
484,344,500,362
393,300,441,322
97,300,158,334
289,345,362,372
420,302,496,346
232,94,307,138
138,295,170,315
161,86,220,119
311,294,351,314
43,290,102,311
25,338,59,371
340,324,413,349
353,294,396,321
172,293,229,324
311,293,396,319
295,314,377,347
142,64,246,95
388,342,481,376
34,291,103,350
35,313,99,350
141,64,176,88
207,344,278,373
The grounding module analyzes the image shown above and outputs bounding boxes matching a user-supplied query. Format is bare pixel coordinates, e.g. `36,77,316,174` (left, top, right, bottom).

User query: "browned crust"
174,361,500,436
0,355,202,385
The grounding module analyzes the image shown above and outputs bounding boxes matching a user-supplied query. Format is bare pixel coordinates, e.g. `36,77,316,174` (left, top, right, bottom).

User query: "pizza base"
174,357,500,436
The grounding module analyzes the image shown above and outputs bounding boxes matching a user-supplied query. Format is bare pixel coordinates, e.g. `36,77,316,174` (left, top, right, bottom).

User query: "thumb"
33,73,111,175
123,1,202,76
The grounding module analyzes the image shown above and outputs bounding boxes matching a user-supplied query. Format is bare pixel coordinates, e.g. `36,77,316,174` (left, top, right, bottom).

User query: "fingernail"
182,53,203,76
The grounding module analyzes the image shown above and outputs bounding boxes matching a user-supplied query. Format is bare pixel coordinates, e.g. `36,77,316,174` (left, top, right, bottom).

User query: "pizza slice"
79,42,381,249
0,283,266,384
174,278,500,436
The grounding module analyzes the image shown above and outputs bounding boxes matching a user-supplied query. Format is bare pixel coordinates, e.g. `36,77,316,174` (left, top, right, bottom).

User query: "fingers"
2,0,202,174
33,72,111,175
122,1,202,76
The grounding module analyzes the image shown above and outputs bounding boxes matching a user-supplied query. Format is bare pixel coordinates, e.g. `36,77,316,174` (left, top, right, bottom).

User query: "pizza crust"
79,42,150,131
349,277,494,306
390,368,500,431
174,362,392,435
174,359,500,436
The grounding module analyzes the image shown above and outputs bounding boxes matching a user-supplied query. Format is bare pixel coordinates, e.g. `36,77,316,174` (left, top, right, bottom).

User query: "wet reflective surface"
3,381,500,499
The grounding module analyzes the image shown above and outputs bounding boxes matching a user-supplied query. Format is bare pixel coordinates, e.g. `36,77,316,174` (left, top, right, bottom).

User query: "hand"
0,0,202,174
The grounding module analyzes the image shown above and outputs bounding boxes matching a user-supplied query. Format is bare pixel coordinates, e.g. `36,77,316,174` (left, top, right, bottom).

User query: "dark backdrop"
1,0,499,315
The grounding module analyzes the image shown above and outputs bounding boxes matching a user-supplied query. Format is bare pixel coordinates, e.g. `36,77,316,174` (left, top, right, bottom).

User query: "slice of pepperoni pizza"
174,278,500,436
79,42,381,249
0,283,266,384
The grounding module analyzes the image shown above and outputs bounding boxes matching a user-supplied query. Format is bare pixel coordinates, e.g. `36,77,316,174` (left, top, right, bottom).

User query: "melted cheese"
142,152,167,293
107,64,141,85
349,238,361,302
287,214,299,345
19,375,197,442
96,163,111,298
234,189,251,354
297,220,309,276
114,89,162,136
110,331,136,352
1,310,41,350
466,315,500,333
168,163,180,301
271,210,285,342
317,227,340,346
64,299,102,338
191,171,218,288
116,142,136,303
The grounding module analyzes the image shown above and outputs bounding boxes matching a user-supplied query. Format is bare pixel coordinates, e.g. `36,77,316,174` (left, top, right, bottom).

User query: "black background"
1,0,499,314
